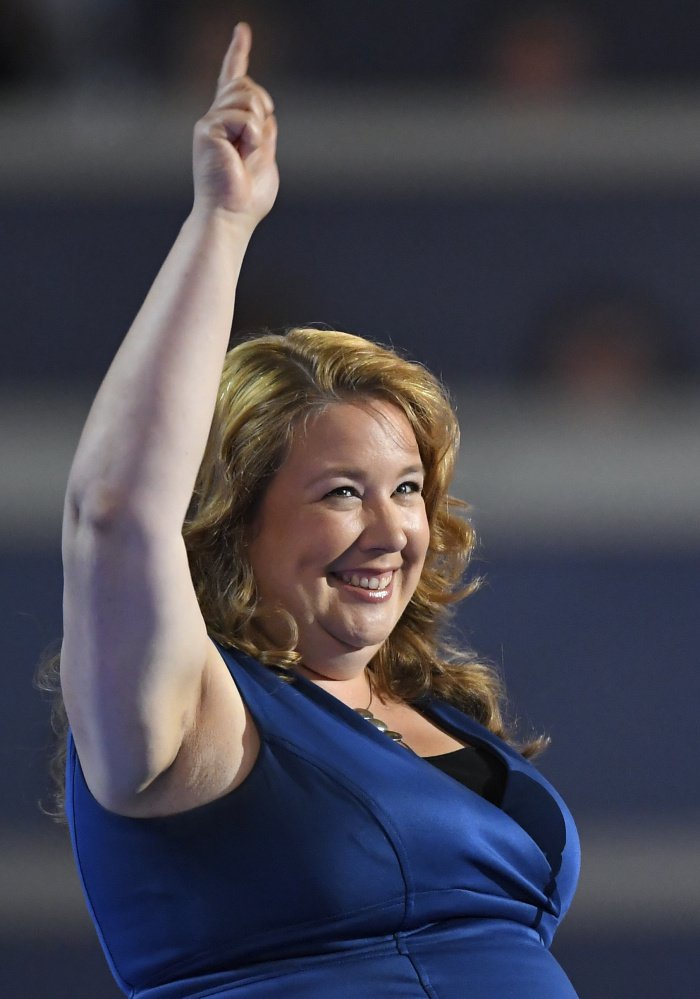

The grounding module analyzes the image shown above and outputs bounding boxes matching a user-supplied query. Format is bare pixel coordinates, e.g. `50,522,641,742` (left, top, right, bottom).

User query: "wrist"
186,204,259,247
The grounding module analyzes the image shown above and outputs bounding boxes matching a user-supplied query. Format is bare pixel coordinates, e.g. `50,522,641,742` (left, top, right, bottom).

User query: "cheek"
278,517,358,579
308,512,361,554
412,508,431,555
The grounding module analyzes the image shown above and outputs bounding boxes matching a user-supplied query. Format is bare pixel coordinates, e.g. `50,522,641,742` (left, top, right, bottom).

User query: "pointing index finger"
219,21,252,85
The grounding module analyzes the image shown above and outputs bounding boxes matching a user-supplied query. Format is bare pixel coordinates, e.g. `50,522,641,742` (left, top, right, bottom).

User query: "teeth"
339,572,392,591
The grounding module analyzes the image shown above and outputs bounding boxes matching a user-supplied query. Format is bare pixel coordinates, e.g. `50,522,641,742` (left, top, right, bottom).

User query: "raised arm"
60,24,278,815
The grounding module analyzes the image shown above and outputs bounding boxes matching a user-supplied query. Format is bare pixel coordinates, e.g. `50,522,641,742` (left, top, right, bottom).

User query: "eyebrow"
307,464,425,486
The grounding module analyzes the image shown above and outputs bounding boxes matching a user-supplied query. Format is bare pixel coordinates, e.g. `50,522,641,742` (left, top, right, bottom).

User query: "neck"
295,661,372,709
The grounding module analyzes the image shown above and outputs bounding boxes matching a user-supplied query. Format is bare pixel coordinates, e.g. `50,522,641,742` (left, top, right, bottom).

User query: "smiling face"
248,400,431,679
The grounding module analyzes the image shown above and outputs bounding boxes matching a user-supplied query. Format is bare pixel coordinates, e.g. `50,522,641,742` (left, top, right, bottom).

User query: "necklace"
354,671,408,747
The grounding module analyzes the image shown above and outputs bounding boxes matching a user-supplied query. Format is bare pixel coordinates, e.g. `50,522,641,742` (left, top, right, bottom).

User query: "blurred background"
2,1,700,996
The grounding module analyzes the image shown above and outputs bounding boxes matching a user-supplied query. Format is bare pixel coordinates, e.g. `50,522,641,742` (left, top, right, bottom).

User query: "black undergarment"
425,745,507,806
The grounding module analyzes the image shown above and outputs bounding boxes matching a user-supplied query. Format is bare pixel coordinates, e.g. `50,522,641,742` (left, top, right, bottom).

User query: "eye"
395,480,423,496
325,485,360,499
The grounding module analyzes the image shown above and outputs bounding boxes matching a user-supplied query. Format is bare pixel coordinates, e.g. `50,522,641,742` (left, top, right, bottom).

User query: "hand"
192,23,279,227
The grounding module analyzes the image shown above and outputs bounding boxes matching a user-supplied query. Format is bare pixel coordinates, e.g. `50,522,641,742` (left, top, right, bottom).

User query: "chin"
300,629,386,672
332,631,393,662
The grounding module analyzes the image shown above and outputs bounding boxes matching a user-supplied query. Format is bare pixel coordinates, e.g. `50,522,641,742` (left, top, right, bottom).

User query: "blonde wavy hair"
185,327,509,732
40,326,539,817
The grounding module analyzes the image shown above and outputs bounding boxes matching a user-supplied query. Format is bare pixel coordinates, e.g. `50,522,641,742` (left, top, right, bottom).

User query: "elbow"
65,477,133,533
63,479,164,550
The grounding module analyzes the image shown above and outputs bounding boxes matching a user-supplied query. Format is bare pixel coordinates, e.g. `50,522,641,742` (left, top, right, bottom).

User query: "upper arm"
60,500,246,813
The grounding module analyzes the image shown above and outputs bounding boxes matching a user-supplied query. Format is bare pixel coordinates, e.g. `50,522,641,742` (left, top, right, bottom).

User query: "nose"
359,499,408,554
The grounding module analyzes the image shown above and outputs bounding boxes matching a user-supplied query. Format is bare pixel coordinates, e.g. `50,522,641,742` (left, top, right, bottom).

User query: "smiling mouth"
333,571,394,592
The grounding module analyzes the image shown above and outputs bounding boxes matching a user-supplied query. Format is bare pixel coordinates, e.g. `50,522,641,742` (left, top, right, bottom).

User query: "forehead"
285,401,421,473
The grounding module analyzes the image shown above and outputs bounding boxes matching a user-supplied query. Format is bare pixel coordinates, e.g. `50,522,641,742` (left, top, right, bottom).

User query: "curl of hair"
35,642,69,820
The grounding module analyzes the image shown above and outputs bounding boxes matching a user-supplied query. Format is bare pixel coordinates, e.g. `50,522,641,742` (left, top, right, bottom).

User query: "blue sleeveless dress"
65,646,581,998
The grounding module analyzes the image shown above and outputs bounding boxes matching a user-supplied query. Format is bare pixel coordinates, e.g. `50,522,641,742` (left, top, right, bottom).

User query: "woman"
59,23,580,998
